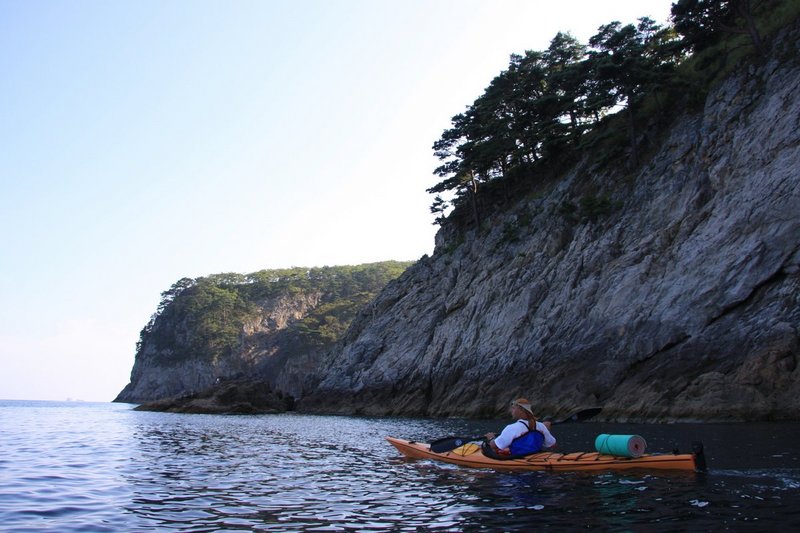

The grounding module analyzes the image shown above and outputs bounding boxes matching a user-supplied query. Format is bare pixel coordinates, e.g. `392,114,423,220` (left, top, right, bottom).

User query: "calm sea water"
1,401,799,531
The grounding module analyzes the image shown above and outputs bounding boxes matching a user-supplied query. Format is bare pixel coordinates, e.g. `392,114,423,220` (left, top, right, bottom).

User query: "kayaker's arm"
540,422,557,449
484,432,502,453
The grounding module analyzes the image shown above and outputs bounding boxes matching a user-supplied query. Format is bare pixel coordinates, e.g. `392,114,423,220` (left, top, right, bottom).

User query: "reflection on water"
121,413,487,530
1,401,800,531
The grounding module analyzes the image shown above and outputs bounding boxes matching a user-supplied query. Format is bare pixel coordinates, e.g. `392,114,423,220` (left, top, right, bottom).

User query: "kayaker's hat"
511,398,534,416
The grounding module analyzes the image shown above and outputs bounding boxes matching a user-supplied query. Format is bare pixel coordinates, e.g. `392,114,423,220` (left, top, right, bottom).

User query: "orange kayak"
386,437,703,472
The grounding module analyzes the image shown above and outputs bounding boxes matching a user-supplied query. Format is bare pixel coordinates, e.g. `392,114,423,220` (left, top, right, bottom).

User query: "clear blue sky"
0,0,672,402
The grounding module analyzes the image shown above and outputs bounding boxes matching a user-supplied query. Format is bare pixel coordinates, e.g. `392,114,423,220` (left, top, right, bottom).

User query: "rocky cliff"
115,263,411,404
120,21,800,422
298,25,800,422
115,290,325,403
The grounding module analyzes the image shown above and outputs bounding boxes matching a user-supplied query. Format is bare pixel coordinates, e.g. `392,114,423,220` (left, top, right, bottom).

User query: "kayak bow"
386,437,704,473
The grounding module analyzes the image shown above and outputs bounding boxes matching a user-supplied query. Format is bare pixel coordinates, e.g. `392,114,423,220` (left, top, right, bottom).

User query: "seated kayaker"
483,398,556,459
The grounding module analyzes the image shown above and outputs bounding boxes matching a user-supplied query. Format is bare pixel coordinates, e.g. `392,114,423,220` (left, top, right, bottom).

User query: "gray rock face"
300,33,800,421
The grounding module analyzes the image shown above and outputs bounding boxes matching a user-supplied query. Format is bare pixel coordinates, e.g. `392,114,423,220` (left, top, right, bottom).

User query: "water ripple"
3,402,800,530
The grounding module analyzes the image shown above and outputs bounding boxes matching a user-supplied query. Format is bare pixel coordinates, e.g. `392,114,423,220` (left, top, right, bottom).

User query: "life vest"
508,420,545,456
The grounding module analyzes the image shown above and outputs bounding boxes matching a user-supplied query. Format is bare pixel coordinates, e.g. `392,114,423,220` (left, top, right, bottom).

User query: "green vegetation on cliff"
429,0,800,229
137,261,412,363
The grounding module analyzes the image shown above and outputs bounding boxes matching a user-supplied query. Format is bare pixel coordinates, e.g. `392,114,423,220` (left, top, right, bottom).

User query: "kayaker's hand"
484,432,496,440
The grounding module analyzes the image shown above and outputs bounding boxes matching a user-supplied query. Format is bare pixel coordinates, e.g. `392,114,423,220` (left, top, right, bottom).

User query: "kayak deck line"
386,437,703,473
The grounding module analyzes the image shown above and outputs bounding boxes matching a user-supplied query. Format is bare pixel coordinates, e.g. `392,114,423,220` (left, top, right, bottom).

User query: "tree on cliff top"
428,0,794,228
671,0,767,55
587,18,680,165
428,19,677,225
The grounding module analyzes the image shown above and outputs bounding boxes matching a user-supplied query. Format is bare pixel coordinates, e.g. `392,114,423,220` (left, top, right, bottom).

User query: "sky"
0,0,673,402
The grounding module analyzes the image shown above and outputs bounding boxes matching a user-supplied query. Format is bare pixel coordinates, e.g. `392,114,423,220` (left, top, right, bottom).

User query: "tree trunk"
735,0,766,56
469,175,481,229
626,102,639,167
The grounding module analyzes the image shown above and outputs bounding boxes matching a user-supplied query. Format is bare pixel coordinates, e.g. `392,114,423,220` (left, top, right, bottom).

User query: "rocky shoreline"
132,379,294,415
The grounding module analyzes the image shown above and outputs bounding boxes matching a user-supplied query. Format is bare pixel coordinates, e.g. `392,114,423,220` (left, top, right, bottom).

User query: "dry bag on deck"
595,434,647,458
